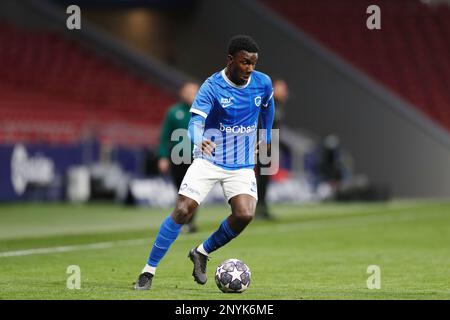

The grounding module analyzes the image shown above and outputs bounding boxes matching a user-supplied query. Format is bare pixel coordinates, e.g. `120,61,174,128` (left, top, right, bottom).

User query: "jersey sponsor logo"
219,122,257,134
180,183,200,196
220,97,234,108
254,96,262,107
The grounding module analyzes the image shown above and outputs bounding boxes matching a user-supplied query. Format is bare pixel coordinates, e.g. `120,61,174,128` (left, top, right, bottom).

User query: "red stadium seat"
261,0,450,133
0,22,176,146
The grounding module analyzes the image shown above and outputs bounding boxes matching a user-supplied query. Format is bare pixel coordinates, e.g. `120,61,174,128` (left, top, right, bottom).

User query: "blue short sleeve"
190,79,215,118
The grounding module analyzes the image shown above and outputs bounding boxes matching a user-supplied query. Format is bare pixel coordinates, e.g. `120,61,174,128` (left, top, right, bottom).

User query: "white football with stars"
215,258,251,293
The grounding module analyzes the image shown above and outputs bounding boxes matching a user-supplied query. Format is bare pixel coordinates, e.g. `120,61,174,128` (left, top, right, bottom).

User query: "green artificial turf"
0,200,449,300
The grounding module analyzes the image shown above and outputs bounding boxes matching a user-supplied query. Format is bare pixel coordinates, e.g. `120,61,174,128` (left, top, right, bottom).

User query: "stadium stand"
260,0,450,132
0,21,175,146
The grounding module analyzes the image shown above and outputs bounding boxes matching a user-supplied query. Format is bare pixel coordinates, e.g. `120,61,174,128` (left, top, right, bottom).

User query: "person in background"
157,81,199,233
255,79,290,220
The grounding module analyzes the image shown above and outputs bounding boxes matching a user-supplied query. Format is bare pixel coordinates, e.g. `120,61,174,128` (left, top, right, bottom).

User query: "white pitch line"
0,204,431,258
0,238,149,258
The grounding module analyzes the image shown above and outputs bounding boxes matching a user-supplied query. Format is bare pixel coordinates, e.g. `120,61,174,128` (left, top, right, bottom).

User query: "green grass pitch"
0,200,450,300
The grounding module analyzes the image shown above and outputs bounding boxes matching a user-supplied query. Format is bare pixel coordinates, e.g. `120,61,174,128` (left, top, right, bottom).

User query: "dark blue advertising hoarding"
0,143,93,202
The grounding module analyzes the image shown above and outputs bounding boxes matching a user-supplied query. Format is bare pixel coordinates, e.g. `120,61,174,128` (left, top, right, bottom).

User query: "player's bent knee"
172,196,197,224
233,207,255,224
172,204,192,224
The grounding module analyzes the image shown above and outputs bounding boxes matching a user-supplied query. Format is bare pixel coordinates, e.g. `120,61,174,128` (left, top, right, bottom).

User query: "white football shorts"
178,158,258,205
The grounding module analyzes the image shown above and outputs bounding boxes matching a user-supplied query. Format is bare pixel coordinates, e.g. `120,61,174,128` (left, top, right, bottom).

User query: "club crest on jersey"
220,97,234,108
254,96,262,107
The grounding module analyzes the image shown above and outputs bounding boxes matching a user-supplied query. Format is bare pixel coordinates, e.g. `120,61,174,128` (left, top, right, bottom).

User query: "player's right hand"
201,140,216,156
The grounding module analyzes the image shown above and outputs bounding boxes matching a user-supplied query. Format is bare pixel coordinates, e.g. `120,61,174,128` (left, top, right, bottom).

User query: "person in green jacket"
157,81,199,233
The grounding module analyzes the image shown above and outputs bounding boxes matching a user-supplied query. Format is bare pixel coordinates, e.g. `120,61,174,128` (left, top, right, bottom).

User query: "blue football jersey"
190,69,274,170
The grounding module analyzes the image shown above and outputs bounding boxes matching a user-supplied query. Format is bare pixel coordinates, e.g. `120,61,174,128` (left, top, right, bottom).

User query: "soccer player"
134,35,275,290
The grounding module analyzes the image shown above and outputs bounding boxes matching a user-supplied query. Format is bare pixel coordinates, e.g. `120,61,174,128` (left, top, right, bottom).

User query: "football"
214,258,251,293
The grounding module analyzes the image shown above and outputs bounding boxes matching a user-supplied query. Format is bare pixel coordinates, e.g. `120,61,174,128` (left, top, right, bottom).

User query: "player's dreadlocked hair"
227,35,259,56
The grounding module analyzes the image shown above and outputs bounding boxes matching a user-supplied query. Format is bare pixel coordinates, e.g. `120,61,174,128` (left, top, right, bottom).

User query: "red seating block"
260,0,450,133
0,22,176,146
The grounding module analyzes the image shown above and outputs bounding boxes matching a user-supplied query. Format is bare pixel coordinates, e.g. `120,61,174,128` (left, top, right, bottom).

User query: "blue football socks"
202,218,238,254
147,215,182,268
